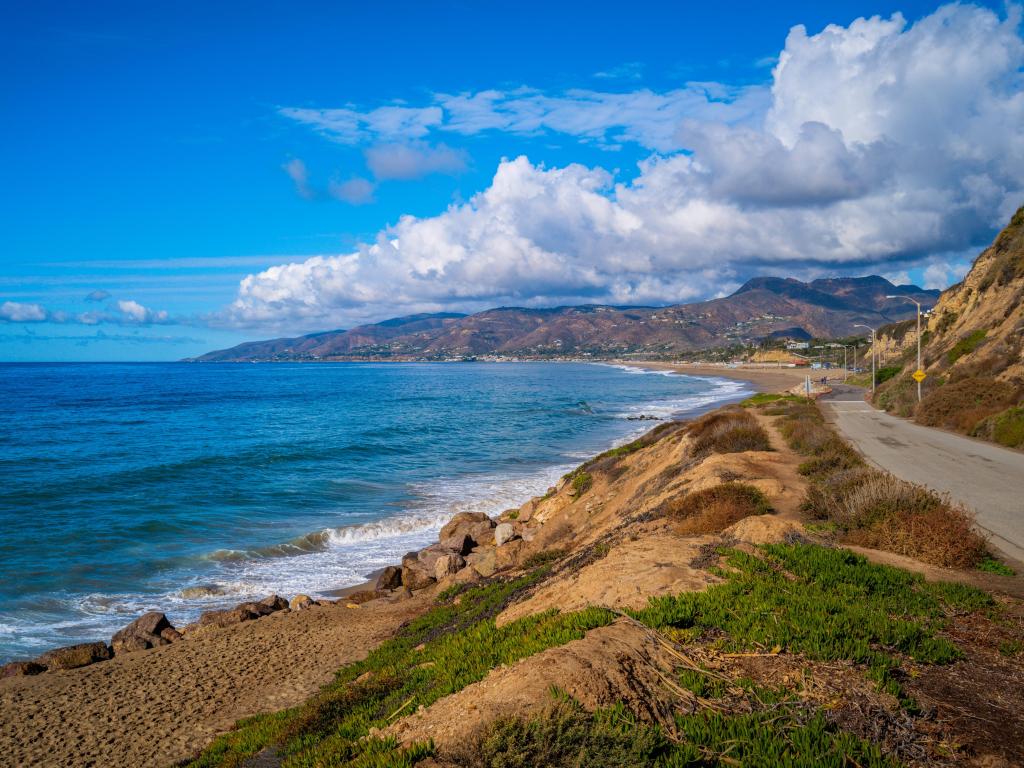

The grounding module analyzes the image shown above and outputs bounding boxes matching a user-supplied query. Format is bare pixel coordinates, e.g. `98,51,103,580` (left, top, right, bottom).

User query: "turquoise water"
0,362,748,661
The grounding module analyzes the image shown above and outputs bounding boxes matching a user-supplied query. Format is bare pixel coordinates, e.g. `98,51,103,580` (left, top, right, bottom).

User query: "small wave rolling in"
0,362,748,661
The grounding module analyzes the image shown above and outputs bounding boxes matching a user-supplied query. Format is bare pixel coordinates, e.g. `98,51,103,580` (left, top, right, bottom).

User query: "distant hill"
192,276,939,362
873,206,1024,447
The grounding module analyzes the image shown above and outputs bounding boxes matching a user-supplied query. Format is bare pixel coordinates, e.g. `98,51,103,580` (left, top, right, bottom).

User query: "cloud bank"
0,298,176,326
236,3,1023,330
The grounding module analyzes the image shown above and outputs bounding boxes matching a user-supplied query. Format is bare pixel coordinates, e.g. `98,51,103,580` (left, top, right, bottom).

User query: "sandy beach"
628,361,813,392
0,594,431,768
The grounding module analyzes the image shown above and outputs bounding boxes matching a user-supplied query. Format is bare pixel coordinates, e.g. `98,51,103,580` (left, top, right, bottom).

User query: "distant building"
785,340,810,350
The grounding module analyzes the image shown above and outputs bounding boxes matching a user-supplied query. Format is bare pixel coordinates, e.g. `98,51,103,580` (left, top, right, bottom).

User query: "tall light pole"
887,295,923,402
854,324,877,394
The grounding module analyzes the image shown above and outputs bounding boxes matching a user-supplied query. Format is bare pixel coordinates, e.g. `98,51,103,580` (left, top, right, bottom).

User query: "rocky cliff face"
193,276,937,362
873,206,1024,445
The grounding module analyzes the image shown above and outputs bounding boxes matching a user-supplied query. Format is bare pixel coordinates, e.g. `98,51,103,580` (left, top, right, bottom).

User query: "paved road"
821,385,1024,564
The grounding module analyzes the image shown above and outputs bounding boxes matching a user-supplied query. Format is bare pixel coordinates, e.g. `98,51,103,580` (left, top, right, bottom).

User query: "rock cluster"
2,507,529,679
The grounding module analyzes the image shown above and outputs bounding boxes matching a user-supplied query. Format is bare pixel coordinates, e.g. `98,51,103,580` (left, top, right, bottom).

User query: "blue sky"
1,0,1021,361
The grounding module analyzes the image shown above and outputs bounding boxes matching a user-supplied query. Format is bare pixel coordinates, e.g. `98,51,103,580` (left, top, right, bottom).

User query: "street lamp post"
886,295,923,402
854,324,877,394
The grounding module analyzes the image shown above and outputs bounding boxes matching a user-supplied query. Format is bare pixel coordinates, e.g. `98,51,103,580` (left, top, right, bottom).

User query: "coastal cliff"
2,393,1023,767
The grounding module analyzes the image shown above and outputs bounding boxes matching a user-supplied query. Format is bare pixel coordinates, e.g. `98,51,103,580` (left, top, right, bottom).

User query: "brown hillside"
874,206,1024,445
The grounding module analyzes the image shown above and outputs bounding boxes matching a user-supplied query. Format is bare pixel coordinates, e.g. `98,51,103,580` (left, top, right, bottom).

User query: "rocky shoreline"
1,489,550,680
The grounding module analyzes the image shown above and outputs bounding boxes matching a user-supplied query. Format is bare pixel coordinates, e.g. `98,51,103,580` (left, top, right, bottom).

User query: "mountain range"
193,275,939,362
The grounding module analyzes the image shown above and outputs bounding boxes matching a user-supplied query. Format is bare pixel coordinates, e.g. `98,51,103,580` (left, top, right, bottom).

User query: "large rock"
468,548,498,578
259,594,289,612
36,641,111,671
439,512,495,553
517,499,536,523
375,565,403,591
1,661,46,677
434,553,466,580
494,522,517,547
495,539,527,571
401,551,437,591
290,594,318,611
111,611,174,654
199,605,261,627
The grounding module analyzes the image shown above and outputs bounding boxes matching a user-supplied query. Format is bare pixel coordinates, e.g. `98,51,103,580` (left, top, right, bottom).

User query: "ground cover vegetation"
184,403,1019,768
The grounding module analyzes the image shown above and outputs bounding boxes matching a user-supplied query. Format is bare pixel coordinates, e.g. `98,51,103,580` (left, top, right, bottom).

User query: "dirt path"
0,596,428,768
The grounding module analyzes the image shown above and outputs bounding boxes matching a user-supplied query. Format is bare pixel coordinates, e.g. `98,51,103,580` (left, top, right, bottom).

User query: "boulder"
469,548,498,578
198,605,262,627
258,594,289,612
434,553,466,580
236,601,278,618
160,627,183,643
439,512,495,552
439,531,473,556
37,641,112,671
1,661,46,677
111,611,175,654
290,594,318,611
517,499,536,523
402,557,437,591
374,565,403,591
494,522,517,547
495,539,527,571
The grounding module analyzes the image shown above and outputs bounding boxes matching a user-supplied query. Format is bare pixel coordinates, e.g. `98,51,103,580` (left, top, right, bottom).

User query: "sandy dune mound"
388,619,677,755
496,529,719,627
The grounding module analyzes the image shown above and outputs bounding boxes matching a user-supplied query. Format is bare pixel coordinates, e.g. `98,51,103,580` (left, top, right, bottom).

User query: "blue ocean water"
0,362,748,662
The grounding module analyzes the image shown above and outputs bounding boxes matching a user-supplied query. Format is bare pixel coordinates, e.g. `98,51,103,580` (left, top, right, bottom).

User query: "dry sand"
0,595,430,768
630,361,813,392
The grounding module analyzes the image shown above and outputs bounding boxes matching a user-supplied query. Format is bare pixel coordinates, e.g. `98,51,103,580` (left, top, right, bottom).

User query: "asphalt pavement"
821,384,1024,564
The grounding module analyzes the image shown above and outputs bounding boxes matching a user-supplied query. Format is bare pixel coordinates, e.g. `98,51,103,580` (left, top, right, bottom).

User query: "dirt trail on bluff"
0,596,429,768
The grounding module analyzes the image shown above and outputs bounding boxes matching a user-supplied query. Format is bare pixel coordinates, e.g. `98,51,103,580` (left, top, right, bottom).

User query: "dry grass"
766,399,990,569
688,408,771,457
915,377,1017,431
662,482,773,535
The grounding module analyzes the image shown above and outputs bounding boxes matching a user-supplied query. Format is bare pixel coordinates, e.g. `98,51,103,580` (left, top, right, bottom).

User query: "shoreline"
1,363,751,666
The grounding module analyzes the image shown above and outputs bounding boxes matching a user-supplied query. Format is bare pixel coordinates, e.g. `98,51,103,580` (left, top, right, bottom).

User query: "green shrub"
570,471,593,496
978,556,1015,576
740,392,801,407
875,365,903,385
973,406,1024,448
947,329,988,364
455,693,898,768
631,544,992,704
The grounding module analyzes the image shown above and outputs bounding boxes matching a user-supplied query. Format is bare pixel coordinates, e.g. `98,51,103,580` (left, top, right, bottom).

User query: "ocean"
0,361,748,662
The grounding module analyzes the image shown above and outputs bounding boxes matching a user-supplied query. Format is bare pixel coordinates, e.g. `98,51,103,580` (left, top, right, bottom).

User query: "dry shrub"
801,466,876,520
836,474,987,568
797,436,864,479
778,418,832,455
664,482,773,534
689,408,771,457
915,377,1017,431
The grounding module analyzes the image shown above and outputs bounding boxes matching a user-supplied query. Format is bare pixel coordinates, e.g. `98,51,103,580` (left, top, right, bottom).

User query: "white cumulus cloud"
235,3,1024,331
0,301,48,322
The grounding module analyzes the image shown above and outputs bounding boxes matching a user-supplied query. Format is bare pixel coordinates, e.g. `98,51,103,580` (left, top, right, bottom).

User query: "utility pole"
886,295,924,402
854,324,877,394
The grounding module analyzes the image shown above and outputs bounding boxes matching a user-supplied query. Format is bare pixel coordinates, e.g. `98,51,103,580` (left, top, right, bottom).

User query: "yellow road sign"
912,369,926,383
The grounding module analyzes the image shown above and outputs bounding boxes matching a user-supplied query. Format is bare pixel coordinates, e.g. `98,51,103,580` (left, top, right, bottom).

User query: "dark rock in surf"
37,641,112,670
375,565,403,591
1,660,47,677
